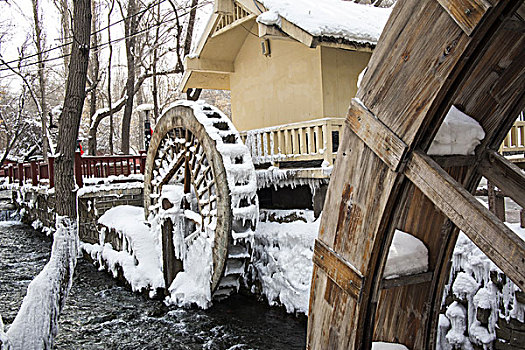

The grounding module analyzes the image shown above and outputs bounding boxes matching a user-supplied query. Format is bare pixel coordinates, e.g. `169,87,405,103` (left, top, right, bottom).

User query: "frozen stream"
0,222,307,349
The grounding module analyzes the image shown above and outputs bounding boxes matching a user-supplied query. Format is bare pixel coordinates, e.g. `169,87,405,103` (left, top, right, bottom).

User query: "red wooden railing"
1,152,146,188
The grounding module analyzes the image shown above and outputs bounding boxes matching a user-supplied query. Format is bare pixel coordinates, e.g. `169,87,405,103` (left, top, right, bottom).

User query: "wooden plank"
437,0,492,36
480,150,525,209
405,150,525,290
313,239,364,300
381,271,433,290
347,98,408,172
431,155,476,168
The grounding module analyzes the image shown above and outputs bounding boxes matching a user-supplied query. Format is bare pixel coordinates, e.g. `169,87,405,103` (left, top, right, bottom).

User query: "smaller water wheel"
144,101,258,304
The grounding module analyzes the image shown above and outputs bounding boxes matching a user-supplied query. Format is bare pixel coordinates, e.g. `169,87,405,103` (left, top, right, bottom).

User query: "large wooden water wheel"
144,102,258,300
308,1,525,349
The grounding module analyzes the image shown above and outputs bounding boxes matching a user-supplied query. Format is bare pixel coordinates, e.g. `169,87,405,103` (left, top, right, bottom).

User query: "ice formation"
439,225,525,349
257,0,391,45
251,210,319,314
428,105,485,156
7,216,77,350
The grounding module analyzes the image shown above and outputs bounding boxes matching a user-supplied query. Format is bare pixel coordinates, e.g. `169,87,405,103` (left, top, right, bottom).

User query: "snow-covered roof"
256,0,392,45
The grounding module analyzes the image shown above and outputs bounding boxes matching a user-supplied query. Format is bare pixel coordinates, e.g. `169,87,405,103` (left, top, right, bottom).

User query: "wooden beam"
257,22,291,40
313,239,364,300
405,150,525,291
480,150,525,209
436,0,492,36
347,98,408,172
380,271,433,290
431,155,476,168
184,57,234,74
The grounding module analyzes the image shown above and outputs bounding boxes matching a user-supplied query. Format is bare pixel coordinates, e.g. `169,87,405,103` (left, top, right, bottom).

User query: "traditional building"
181,0,391,211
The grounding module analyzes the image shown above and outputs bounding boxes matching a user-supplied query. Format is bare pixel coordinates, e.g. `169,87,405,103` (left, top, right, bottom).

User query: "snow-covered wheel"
144,101,258,303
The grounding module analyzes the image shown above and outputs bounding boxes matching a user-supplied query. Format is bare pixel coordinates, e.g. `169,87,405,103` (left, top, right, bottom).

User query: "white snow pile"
251,210,319,314
77,177,144,197
428,105,485,156
136,103,154,112
371,342,409,350
81,205,164,295
6,216,78,350
383,229,428,279
257,0,391,45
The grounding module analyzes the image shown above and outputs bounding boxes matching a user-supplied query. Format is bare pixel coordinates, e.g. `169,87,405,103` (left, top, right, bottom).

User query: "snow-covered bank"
81,205,164,295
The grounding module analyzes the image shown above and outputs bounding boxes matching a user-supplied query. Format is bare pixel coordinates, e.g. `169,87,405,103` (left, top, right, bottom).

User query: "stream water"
0,221,307,349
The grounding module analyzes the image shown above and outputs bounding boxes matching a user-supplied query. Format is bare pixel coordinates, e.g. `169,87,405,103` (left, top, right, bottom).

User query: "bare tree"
107,0,115,154
31,0,50,160
3,0,91,347
119,0,138,154
88,0,101,154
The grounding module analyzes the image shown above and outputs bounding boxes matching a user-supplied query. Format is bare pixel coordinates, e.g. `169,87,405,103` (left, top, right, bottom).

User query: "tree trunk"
5,0,91,347
88,0,100,155
120,0,138,154
32,0,50,160
107,0,115,155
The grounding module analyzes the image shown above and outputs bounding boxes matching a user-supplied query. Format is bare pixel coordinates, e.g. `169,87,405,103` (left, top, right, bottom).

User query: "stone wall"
15,184,144,243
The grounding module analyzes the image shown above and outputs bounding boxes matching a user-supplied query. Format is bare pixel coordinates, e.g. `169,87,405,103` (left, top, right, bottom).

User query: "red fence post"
49,157,55,188
30,161,38,186
18,163,23,186
8,165,12,184
74,151,83,188
140,153,146,174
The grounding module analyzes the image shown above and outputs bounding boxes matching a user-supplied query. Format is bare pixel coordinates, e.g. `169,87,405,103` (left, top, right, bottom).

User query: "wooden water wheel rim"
144,104,232,292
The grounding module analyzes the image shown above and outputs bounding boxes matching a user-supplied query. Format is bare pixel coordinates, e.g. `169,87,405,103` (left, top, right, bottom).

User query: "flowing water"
0,221,307,350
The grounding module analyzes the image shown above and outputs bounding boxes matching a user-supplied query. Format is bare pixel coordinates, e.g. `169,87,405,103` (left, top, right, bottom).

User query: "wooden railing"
500,120,525,154
240,118,345,166
1,152,146,188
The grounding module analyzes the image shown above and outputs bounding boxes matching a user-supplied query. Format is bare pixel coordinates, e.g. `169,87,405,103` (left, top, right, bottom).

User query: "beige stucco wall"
227,25,372,132
230,30,324,131
321,47,371,118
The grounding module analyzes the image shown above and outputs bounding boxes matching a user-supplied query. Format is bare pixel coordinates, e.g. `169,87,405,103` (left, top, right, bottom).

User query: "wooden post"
161,198,183,292
488,181,505,221
74,151,83,188
18,163,23,186
48,157,55,188
30,161,38,186
521,209,525,229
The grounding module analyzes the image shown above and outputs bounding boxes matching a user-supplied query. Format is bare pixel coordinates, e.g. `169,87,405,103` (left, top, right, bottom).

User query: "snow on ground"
428,105,485,156
81,205,164,295
257,0,392,45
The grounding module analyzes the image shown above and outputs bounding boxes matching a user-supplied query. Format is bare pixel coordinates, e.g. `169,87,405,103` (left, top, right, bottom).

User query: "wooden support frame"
347,99,408,172
313,239,364,300
405,150,525,290
479,150,525,209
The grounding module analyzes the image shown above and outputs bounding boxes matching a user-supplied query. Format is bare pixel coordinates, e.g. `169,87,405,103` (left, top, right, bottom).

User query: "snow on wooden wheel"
144,101,258,306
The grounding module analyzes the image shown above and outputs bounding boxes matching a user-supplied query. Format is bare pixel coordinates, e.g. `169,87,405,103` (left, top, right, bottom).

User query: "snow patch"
428,105,485,156
383,230,428,279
